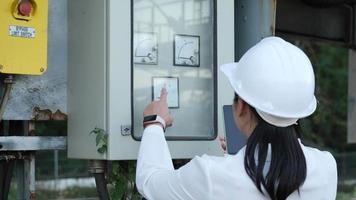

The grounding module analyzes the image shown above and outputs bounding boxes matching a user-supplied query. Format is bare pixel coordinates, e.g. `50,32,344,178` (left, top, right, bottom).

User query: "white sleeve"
325,152,338,200
136,125,213,200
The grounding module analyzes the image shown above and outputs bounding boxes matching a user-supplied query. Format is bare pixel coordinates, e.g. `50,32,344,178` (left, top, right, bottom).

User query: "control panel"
0,0,48,75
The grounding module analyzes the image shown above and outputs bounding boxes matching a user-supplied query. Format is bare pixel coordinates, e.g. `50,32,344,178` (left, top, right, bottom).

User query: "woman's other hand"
219,136,227,153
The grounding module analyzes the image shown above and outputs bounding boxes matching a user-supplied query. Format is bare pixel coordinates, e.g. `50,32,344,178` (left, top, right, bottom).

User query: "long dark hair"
235,94,307,200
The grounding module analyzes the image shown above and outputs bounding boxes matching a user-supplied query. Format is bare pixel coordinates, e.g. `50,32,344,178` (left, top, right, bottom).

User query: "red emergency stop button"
18,0,32,16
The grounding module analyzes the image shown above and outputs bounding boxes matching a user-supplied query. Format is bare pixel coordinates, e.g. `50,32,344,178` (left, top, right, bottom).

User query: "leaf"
103,134,108,143
97,128,105,135
90,127,108,154
96,134,101,146
98,146,107,154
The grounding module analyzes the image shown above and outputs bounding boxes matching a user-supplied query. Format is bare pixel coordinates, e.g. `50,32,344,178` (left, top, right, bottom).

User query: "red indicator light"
18,0,32,16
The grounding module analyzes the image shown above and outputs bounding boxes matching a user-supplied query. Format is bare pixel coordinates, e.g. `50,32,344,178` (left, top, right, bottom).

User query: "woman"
136,37,337,200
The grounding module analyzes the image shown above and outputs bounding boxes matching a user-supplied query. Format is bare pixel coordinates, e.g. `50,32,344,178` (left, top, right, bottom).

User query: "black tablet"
223,105,247,155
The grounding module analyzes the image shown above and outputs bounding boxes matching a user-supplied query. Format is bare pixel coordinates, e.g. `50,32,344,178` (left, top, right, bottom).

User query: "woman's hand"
143,88,173,127
219,136,227,153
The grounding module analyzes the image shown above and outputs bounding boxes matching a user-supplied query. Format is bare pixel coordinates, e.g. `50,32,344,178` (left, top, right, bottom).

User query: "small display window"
152,77,179,108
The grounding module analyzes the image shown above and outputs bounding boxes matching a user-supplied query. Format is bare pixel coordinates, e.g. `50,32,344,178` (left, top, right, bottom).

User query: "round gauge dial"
174,34,200,67
134,32,158,65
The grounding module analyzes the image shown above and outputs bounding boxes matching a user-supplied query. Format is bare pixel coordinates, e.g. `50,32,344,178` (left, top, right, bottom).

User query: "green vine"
90,128,142,199
109,161,142,200
90,127,108,154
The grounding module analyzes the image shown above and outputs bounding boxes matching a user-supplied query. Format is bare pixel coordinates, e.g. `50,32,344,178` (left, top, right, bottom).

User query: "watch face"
144,115,157,122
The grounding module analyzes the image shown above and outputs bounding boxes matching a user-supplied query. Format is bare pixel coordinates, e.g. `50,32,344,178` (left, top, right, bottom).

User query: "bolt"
40,68,44,72
0,65,3,70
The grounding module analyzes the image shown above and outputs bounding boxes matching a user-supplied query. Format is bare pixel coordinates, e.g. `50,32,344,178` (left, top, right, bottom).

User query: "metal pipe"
235,0,276,60
0,75,13,121
54,150,59,189
88,160,110,200
28,121,36,200
0,160,15,200
94,173,110,200
28,154,35,200
0,136,67,151
0,120,12,200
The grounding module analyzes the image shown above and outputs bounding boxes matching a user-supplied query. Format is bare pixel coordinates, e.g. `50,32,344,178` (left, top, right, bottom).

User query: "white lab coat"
136,125,337,200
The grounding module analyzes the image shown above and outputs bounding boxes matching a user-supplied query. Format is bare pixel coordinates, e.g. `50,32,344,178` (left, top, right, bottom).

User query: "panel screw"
0,65,3,70
40,68,44,72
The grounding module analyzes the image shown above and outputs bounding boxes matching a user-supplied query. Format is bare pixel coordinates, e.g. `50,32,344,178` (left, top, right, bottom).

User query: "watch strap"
143,115,166,132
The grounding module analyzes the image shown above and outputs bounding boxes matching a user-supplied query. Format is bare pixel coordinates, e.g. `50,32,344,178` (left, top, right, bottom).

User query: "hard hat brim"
255,109,298,127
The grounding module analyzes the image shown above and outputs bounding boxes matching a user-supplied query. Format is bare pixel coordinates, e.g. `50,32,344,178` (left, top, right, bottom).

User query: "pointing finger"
160,87,168,102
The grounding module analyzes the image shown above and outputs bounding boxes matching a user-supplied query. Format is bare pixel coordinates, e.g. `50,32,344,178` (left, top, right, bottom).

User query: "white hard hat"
221,36,317,127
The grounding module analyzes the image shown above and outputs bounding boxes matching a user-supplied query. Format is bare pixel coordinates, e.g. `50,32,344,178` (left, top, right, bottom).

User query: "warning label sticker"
9,25,35,38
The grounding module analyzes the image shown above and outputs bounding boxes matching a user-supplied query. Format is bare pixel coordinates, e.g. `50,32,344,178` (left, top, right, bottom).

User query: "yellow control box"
0,0,48,75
